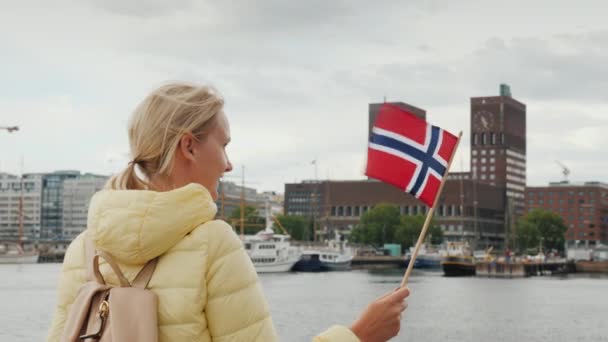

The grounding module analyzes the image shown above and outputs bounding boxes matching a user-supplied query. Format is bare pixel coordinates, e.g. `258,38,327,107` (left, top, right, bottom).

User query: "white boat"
294,249,353,271
410,245,444,269
293,232,353,271
243,229,301,273
0,244,39,264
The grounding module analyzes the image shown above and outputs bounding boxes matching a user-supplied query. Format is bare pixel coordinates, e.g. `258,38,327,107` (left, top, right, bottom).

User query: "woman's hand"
349,286,410,342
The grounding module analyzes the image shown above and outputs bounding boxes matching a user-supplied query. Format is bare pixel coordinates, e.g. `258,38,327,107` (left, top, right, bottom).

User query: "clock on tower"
473,110,495,131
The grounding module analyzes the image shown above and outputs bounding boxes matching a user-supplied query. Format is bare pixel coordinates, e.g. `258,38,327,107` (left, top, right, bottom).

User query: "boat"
575,260,608,273
0,174,39,264
577,245,608,273
0,244,39,264
242,229,301,273
441,242,476,276
411,244,443,269
293,233,353,272
293,248,353,271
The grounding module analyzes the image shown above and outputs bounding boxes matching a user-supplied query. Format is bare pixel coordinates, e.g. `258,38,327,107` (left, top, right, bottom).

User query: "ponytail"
105,162,147,190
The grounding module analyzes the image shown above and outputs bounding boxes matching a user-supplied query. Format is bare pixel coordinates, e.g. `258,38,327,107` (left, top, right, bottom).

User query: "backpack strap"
131,257,159,289
96,250,131,287
84,229,131,287
84,229,158,289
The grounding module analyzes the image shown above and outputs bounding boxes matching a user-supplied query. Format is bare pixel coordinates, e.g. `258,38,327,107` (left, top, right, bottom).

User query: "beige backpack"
61,232,159,341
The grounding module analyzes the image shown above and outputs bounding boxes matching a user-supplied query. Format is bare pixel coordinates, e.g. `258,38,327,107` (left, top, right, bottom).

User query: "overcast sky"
1,0,607,193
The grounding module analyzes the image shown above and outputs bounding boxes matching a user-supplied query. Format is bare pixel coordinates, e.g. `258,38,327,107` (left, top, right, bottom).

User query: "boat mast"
18,170,24,249
460,158,465,243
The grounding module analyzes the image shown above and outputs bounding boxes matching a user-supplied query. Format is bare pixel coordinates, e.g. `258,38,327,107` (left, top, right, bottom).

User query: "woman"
47,83,410,342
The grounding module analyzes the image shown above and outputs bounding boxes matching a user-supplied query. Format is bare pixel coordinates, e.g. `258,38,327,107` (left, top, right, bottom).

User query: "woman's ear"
178,134,196,161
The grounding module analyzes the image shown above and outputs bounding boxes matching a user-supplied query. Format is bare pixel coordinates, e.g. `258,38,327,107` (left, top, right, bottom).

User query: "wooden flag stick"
400,131,463,288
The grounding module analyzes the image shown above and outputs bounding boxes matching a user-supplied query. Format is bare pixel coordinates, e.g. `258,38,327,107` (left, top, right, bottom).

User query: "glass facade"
41,171,79,239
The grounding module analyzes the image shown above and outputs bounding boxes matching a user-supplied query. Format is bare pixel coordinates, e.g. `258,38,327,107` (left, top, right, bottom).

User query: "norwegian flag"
365,104,458,207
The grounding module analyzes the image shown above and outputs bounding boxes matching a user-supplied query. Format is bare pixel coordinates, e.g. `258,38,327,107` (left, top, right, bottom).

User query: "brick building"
285,178,506,247
525,181,608,246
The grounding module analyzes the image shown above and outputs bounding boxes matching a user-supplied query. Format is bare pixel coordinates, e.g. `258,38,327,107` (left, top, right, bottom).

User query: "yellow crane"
555,160,570,182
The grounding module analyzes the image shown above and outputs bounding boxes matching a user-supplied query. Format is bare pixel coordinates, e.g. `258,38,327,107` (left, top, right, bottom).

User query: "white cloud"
0,0,607,192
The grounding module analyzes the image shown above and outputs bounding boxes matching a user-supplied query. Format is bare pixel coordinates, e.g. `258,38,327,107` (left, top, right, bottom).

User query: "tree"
516,209,567,253
351,204,401,246
394,214,443,250
273,215,310,241
229,206,265,234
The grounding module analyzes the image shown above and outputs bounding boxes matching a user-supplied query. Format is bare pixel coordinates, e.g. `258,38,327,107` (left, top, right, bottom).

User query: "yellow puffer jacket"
47,183,359,342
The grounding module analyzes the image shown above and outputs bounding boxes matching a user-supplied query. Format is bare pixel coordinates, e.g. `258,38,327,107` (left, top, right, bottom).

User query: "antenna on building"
555,160,570,183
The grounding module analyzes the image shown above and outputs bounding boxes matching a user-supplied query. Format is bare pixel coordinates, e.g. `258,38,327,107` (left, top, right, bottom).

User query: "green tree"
516,209,567,253
352,204,401,246
230,206,265,234
273,215,310,241
394,214,443,250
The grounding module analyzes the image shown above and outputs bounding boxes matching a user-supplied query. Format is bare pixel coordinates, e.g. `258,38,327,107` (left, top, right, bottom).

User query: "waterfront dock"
476,260,575,278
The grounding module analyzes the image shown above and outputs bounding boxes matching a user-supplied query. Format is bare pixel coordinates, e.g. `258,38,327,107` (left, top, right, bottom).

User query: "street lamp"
1,126,19,133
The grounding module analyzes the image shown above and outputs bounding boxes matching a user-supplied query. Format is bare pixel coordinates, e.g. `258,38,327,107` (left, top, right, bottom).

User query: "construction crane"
0,126,19,133
555,160,570,182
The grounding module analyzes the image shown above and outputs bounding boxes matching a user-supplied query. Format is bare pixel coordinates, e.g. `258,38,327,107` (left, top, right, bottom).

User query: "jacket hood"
87,183,217,264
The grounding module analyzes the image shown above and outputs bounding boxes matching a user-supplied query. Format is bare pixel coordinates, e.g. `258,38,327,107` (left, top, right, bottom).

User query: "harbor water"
1,264,607,341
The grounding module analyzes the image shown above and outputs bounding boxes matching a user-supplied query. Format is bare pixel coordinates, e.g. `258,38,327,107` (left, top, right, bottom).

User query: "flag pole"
400,131,463,288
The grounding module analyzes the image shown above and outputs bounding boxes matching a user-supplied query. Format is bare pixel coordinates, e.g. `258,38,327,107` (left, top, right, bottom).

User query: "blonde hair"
106,82,224,190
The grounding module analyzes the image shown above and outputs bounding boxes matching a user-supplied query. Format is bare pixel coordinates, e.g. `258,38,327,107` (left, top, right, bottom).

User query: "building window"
481,158,486,163
490,166,495,171
491,133,496,145
490,157,495,163
490,149,495,155
481,150,486,155
331,206,336,216
346,206,352,216
472,150,477,156
473,134,478,145
490,174,495,180
529,200,534,204
500,133,505,145
481,133,487,145
481,174,487,180
481,166,487,172
338,206,343,216
354,206,360,216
